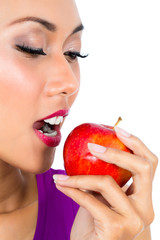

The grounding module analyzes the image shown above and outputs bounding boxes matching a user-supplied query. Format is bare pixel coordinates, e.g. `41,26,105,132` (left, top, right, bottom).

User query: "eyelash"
64,51,88,62
15,44,88,62
16,44,46,56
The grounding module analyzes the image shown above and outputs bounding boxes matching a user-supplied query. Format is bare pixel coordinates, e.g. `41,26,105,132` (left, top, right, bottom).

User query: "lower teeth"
38,130,57,137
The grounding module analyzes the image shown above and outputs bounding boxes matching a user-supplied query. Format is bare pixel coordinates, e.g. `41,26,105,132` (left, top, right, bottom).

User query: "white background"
52,1,160,239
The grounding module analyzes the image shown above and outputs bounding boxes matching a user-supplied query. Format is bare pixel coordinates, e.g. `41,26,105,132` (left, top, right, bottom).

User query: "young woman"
0,0,158,239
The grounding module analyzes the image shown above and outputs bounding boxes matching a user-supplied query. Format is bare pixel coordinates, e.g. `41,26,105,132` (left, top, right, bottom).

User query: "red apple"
63,119,132,187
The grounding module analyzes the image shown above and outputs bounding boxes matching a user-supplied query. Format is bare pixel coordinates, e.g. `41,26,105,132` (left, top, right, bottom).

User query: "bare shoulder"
134,226,151,240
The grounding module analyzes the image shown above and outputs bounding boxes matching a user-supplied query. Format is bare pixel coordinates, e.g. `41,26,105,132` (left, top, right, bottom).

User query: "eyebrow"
8,16,84,35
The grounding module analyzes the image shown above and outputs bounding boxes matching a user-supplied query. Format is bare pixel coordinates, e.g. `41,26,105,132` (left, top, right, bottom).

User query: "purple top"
33,168,79,240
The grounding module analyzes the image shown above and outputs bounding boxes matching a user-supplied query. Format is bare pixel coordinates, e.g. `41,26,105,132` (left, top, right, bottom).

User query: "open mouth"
32,109,69,147
33,116,63,137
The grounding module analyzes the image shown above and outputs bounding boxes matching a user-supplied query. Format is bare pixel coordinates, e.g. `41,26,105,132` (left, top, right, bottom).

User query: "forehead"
0,0,81,30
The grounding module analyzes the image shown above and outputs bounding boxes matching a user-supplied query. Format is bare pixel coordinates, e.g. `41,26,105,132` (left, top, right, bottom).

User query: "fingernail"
53,174,69,183
114,126,131,138
88,143,107,153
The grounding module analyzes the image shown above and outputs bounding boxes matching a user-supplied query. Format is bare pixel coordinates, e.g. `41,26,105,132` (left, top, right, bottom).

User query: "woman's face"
0,0,83,173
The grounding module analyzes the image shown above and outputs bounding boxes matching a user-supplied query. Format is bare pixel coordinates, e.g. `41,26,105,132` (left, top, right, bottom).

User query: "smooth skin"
0,0,158,239
54,127,158,239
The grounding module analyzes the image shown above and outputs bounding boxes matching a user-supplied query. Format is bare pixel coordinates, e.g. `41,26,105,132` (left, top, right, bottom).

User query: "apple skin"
63,123,132,187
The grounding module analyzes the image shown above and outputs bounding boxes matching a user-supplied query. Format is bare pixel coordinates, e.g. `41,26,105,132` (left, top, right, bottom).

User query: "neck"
0,160,37,214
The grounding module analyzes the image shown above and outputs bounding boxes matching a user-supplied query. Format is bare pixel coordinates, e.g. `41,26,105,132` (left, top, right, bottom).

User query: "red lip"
33,109,69,147
34,127,61,148
39,109,69,121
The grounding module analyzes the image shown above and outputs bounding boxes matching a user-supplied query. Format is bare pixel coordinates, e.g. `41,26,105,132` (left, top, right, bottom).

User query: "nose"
44,54,80,97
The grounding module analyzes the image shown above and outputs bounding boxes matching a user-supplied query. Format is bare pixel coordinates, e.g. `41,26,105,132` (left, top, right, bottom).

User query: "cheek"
0,55,54,173
0,53,44,152
0,55,43,122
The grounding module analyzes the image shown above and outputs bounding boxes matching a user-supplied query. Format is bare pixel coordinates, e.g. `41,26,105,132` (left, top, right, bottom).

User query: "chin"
20,147,56,175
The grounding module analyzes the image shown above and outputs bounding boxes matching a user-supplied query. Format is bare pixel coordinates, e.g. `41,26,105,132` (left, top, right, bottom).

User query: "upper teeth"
44,116,63,125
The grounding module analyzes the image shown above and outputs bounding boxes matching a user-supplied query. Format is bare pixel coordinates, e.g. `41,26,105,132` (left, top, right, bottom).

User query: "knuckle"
96,175,116,193
149,210,155,224
130,136,158,169
73,176,81,186
145,209,155,226
153,154,158,167
142,159,152,175
102,175,115,188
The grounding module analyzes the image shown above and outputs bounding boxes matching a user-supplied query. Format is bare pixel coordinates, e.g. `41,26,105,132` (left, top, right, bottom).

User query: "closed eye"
15,44,47,57
15,45,89,62
64,51,88,63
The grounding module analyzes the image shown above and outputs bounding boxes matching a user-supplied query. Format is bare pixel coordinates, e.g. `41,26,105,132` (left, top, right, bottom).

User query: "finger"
88,144,153,180
55,183,115,222
87,145,153,220
115,127,158,175
53,174,135,217
88,145,153,194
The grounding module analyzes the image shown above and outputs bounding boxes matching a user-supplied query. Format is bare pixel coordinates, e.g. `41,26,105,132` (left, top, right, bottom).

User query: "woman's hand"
53,127,158,240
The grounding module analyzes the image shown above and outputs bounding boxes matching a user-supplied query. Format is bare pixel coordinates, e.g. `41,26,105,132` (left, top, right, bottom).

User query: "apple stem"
114,117,122,129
